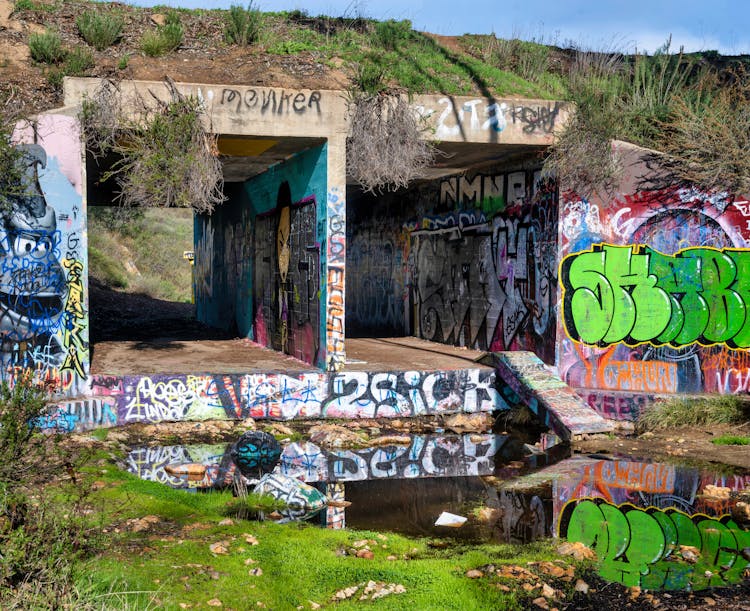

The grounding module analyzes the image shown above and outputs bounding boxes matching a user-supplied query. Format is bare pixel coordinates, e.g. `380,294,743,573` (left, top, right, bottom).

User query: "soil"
574,423,750,472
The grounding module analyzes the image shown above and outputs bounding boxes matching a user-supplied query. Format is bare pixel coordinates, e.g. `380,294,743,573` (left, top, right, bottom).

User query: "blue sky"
124,0,750,54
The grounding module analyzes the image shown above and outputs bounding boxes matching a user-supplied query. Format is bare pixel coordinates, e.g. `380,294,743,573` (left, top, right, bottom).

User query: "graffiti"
322,369,501,418
410,175,557,359
490,490,549,543
582,390,654,420
562,244,750,348
194,219,214,300
560,499,750,590
219,87,322,115
325,186,345,371
419,99,559,140
60,258,86,378
253,472,327,521
100,367,499,425
280,434,502,482
36,397,117,432
254,189,320,364
0,116,87,394
439,173,503,210
121,375,205,423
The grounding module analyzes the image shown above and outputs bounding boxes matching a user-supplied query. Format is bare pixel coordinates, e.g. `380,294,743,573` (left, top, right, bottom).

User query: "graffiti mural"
81,367,500,428
254,186,320,364
347,166,558,364
125,434,502,488
559,147,750,402
553,456,750,590
0,115,87,396
562,244,750,348
560,499,750,590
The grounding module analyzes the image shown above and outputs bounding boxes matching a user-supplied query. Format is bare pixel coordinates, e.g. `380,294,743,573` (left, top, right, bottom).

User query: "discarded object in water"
435,511,467,528
252,473,327,522
231,431,281,478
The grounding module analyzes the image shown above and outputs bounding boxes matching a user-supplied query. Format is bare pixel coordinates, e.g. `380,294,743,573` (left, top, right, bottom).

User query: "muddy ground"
574,423,750,472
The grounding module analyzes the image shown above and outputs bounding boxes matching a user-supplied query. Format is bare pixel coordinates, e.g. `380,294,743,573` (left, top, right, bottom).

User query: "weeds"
711,434,750,446
638,395,750,431
140,18,183,57
28,29,65,64
76,10,124,51
63,45,95,75
373,19,412,51
224,2,262,46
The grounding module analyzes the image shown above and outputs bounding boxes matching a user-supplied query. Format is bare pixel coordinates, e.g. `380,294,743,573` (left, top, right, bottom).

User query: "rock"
731,501,750,524
309,424,367,449
269,423,295,437
541,583,555,598
209,541,229,555
150,13,167,26
557,541,596,561
704,485,731,499
356,549,374,559
206,599,222,607
444,412,493,433
532,597,549,609
165,462,208,480
249,568,263,576
387,555,397,561
465,569,483,579
244,534,259,545
218,518,234,526
333,585,359,600
574,579,589,593
367,435,412,447
679,545,700,563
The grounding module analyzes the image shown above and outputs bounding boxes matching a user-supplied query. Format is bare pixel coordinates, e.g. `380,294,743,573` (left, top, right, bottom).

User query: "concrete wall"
196,143,327,367
558,142,750,418
347,161,559,363
1,112,88,397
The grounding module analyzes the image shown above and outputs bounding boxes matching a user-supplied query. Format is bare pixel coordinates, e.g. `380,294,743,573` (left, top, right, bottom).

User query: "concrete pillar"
324,135,347,371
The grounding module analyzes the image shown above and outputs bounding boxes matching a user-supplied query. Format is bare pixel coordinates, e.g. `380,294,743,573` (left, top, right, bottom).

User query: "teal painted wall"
195,143,327,367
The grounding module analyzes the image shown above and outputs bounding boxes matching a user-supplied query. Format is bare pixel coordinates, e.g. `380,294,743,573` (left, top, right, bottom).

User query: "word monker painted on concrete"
219,87,322,115
561,499,750,591
562,244,750,347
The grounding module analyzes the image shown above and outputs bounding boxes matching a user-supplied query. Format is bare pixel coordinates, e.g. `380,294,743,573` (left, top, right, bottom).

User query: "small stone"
249,568,263,576
629,586,642,600
356,549,374,559
532,597,549,609
244,558,257,565
207,599,222,607
496,584,511,591
245,534,259,545
542,583,555,598
574,579,589,594
219,518,234,526
309,602,321,610
387,555,398,561
150,13,167,26
352,539,369,548
703,597,717,606
465,569,483,579
178,604,191,609
209,541,229,555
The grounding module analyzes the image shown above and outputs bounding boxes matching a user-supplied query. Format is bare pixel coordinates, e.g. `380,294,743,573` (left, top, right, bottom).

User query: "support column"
324,136,347,371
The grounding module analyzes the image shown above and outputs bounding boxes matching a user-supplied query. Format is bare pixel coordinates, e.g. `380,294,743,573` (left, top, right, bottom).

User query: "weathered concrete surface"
91,337,491,375
488,351,614,440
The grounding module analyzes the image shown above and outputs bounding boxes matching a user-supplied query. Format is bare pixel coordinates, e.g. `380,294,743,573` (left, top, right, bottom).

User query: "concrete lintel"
489,351,614,440
64,78,569,147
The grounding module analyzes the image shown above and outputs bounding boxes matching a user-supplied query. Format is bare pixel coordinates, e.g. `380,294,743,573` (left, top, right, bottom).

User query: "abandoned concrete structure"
8,75,747,434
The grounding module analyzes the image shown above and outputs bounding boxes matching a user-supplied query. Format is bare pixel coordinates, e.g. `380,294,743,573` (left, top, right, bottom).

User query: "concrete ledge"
43,367,503,432
489,351,614,440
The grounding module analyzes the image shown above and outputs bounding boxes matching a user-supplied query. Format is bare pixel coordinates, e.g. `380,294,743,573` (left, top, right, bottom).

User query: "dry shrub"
347,92,436,193
658,74,750,196
94,79,224,214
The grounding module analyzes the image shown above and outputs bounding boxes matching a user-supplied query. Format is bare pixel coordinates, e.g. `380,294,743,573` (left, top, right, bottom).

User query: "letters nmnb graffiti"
562,244,750,348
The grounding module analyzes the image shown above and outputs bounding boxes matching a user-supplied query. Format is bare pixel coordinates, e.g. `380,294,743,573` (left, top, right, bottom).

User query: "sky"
123,0,750,55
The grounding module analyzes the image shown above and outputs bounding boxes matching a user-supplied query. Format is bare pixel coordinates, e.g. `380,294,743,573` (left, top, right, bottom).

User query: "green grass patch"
67,452,591,610
638,395,750,431
76,9,124,51
710,434,750,446
29,29,66,64
140,22,184,57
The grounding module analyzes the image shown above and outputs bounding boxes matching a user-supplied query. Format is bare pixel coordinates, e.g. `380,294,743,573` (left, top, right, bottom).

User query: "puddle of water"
123,433,750,591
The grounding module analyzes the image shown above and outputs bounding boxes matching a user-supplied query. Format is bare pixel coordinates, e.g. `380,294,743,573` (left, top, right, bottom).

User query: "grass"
88,207,194,302
711,434,750,446
140,21,184,57
69,454,587,610
638,395,750,431
28,29,66,64
76,10,124,51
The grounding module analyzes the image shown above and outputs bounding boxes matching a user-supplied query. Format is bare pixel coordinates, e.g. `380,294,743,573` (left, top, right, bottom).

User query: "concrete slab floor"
90,337,492,375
